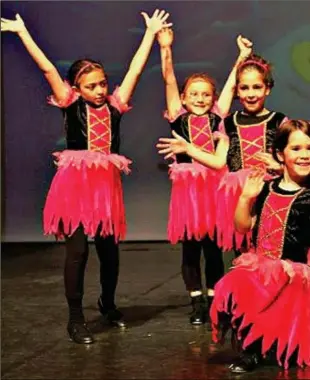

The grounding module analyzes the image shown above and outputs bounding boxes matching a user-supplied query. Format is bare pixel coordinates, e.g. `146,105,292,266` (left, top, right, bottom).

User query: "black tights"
64,225,119,321
181,235,224,292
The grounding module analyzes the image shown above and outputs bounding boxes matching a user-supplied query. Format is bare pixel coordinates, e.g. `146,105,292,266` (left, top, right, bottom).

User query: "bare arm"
1,14,68,103
157,130,229,170
118,9,172,105
234,171,264,233
217,35,253,116
157,28,182,120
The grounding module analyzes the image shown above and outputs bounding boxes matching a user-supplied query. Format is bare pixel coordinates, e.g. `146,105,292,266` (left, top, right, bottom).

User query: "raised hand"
141,9,173,35
241,170,265,199
254,152,282,172
157,28,174,48
1,14,26,34
237,35,253,59
157,130,188,159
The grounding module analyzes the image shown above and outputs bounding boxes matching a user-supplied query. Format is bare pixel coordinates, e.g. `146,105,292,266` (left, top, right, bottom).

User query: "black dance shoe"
67,321,95,344
98,297,127,328
189,295,208,325
229,352,260,373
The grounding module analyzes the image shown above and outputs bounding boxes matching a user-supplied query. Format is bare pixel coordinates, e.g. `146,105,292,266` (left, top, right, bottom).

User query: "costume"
44,84,131,241
216,111,287,250
43,83,131,320
211,178,310,368
165,106,226,295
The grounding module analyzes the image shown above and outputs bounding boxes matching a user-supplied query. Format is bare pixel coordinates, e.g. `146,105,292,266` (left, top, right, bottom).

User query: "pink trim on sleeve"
163,107,187,123
211,101,228,119
108,86,132,114
47,81,79,108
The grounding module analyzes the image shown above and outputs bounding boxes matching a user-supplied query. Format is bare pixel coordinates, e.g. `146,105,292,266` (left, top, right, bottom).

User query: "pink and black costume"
44,84,131,321
216,111,287,251
165,107,226,294
211,178,310,368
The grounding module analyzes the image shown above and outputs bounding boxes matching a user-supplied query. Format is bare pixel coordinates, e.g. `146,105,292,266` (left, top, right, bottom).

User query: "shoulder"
269,111,287,124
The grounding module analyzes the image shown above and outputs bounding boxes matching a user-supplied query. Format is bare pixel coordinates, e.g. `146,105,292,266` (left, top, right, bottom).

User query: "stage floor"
2,242,309,379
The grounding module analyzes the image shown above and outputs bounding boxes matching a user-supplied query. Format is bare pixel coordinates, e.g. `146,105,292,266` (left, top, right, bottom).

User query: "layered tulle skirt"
168,162,227,244
43,150,131,241
210,252,310,368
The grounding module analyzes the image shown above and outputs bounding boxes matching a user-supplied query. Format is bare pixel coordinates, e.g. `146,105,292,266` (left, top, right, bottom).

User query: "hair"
67,59,106,87
181,73,218,100
272,119,310,163
236,54,274,89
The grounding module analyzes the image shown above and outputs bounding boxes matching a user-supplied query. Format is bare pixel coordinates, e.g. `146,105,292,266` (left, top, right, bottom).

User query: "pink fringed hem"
211,253,310,369
215,169,253,251
168,162,227,243
43,150,132,242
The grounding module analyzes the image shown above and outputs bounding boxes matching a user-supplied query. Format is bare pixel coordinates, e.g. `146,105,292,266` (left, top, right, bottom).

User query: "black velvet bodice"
225,111,286,172
169,111,221,163
252,178,310,263
62,98,123,153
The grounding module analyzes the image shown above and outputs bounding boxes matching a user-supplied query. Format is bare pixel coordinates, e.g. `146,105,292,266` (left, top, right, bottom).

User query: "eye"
291,146,301,151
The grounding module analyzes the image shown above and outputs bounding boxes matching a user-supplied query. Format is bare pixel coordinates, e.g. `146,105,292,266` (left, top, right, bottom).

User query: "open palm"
1,14,26,33
141,9,172,34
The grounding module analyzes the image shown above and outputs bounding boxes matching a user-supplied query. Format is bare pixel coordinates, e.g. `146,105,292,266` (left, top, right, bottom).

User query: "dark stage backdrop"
2,1,310,242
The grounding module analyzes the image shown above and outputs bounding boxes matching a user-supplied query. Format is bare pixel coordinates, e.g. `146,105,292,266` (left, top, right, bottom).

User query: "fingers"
163,22,173,28
164,152,175,160
171,130,182,140
140,12,149,22
158,147,173,155
158,10,166,19
152,9,159,18
248,168,265,180
161,12,170,22
158,137,175,144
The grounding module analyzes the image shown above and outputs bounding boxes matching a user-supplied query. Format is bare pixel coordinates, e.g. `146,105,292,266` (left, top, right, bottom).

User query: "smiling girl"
210,119,310,373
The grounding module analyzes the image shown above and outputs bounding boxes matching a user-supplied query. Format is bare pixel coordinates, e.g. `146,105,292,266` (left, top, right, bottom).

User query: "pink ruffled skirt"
210,252,310,369
168,162,227,244
43,150,131,241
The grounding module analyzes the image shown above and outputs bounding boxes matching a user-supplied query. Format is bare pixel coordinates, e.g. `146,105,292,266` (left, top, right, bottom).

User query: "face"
278,130,310,182
75,68,108,106
181,80,214,115
237,69,270,115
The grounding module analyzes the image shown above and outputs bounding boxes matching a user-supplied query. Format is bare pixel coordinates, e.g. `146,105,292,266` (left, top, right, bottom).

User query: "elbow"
234,220,251,234
216,162,226,170
44,65,57,75
214,158,226,170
